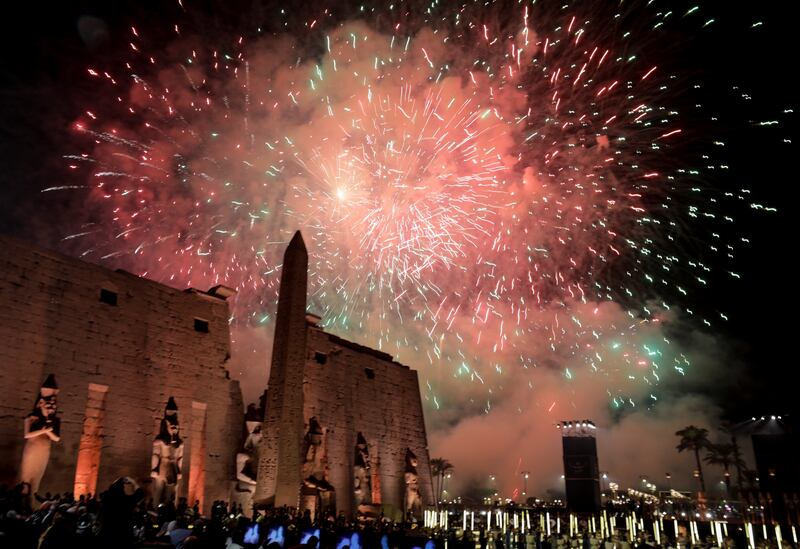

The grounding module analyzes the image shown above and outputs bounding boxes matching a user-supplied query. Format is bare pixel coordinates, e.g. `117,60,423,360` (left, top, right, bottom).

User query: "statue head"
245,402,262,423
405,448,418,471
244,421,262,450
307,417,323,446
165,397,178,414
157,397,182,444
355,432,370,468
164,417,180,439
33,374,59,419
243,403,263,450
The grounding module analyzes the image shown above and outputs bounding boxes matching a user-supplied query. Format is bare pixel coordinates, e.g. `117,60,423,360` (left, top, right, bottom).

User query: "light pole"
521,471,530,500
443,473,452,502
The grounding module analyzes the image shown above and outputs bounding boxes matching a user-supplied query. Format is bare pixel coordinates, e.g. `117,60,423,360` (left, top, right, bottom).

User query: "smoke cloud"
44,6,752,499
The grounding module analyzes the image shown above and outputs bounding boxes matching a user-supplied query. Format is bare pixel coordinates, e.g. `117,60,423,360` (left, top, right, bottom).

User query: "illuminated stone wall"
0,236,243,511
302,324,434,516
255,232,433,516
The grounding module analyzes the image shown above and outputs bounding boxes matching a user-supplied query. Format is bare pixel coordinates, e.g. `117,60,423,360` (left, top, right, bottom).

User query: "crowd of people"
0,479,428,548
0,478,226,549
0,479,790,549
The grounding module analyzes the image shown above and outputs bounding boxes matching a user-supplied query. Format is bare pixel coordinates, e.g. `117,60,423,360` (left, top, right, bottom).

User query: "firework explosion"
53,0,777,492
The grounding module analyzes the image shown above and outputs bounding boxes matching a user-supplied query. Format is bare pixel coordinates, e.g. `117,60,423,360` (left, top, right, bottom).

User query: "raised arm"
23,416,51,440
45,426,60,442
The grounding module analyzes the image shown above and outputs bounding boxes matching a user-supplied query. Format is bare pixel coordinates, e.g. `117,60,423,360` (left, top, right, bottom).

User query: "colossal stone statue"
353,432,372,507
404,448,421,516
300,417,335,517
20,374,61,496
151,396,184,504
236,404,263,491
301,417,328,487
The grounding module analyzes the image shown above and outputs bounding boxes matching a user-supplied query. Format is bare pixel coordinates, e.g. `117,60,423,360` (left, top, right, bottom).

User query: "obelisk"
255,231,308,507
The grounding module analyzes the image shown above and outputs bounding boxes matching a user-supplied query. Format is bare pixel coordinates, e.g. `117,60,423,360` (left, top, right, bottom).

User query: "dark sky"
0,0,795,420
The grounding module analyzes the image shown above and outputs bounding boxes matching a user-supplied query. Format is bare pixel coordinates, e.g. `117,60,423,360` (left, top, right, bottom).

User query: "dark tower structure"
255,231,308,507
559,420,601,514
750,416,798,523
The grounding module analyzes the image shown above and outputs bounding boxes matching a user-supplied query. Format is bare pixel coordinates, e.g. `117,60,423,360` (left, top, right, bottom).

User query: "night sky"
0,0,796,493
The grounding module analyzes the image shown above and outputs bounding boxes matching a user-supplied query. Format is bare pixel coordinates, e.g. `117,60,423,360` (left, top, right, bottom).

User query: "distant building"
749,415,798,523
255,231,433,518
0,235,243,512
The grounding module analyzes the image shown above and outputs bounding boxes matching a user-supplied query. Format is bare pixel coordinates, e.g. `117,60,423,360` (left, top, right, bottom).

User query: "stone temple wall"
254,231,432,518
0,236,243,513
303,325,434,516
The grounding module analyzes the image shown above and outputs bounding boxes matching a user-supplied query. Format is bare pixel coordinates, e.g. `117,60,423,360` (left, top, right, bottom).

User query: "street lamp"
522,471,530,498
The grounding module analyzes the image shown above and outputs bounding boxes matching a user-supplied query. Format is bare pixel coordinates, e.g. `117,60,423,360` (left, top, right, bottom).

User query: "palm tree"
430,458,454,509
676,425,710,493
704,442,740,496
720,422,747,497
742,469,759,492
